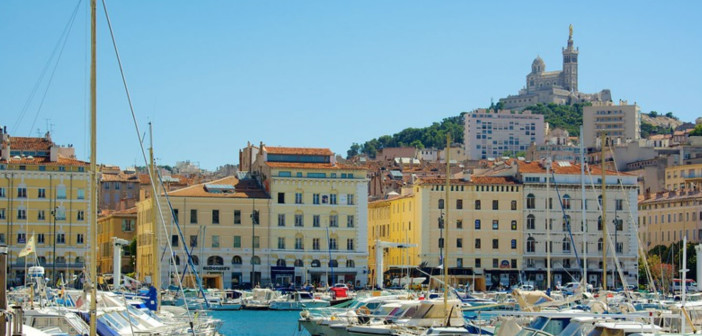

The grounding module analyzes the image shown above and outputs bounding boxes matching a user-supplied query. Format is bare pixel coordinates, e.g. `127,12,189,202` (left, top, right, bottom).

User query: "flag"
19,235,35,257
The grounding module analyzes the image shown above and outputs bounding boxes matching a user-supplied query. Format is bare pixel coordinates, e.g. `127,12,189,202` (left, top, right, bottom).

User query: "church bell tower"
562,24,579,92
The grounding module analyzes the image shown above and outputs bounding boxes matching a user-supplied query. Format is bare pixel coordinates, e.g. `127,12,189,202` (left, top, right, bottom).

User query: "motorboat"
269,291,330,310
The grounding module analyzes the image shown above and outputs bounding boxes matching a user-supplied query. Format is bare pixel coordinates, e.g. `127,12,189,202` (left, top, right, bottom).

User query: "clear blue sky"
2,1,700,170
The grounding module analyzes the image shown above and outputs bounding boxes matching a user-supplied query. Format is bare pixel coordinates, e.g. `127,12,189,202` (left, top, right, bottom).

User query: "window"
190,209,197,224
0,188,5,197
511,239,517,249
347,215,354,228
311,259,321,267
17,187,27,198
616,199,623,211
456,199,463,209
122,219,134,232
526,237,535,253
37,234,45,244
295,214,304,227
313,194,320,204
329,238,338,250
172,235,179,247
313,238,320,250
347,238,354,250
455,238,462,248
295,259,304,267
57,186,66,199
190,235,198,247
252,210,259,225
330,194,337,205
17,208,26,220
0,209,4,220
526,194,535,209
511,200,517,210
347,194,354,205
313,215,320,227
492,239,499,249
616,242,623,253
17,233,26,244
475,238,481,248
295,237,304,250
77,210,85,221
475,258,481,268
173,209,179,223
493,259,499,268
37,188,46,198
278,237,286,249
56,233,65,244
597,238,603,251
438,216,444,229
457,258,463,268
253,236,260,248
234,210,241,224
492,220,499,230
475,200,481,210
277,192,285,204
511,259,517,268
475,219,481,230
456,219,463,229
615,218,623,231
276,259,286,267
278,214,286,226
212,210,219,224
562,195,571,209
329,215,338,227
562,238,570,252
438,238,444,248
295,193,303,204
492,200,499,210
597,216,602,231
233,236,241,248
251,256,260,265
37,210,45,221
346,260,355,268
438,199,444,209
511,220,517,230
212,235,220,248
54,207,66,220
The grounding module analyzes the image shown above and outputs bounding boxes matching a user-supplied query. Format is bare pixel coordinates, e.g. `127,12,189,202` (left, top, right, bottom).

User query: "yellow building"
367,191,420,287
136,176,269,289
249,144,369,287
416,176,523,289
639,190,702,247
1,130,90,286
97,207,137,275
665,163,702,192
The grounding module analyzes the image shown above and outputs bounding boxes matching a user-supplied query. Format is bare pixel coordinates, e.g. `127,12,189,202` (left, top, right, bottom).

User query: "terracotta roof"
9,136,53,151
265,162,365,170
100,207,138,217
639,190,702,204
517,160,629,176
419,176,517,185
166,176,268,198
101,172,139,182
0,156,88,166
265,146,333,156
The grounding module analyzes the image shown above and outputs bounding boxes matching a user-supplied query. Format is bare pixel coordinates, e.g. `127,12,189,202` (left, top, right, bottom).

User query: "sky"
1,1,701,170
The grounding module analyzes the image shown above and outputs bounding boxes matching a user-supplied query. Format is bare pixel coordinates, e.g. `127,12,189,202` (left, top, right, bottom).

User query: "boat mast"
600,132,607,291
89,0,98,335
443,134,450,324
580,126,587,286
149,122,160,311
546,148,551,290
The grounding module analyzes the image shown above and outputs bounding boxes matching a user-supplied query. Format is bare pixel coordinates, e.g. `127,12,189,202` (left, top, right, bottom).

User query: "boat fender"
300,310,310,319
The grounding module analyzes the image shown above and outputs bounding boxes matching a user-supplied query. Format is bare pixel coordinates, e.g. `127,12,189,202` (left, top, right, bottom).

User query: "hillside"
640,113,683,129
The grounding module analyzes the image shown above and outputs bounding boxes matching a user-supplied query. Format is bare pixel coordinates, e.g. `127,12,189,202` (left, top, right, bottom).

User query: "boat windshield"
557,321,593,336
529,317,549,330
542,318,571,335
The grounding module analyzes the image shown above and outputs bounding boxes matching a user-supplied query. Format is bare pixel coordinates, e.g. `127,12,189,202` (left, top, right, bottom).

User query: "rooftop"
517,160,629,176
265,146,333,156
7,136,53,151
166,176,268,198
265,162,364,170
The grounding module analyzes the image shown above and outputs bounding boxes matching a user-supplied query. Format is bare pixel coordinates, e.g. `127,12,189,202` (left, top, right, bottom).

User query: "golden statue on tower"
569,24,573,38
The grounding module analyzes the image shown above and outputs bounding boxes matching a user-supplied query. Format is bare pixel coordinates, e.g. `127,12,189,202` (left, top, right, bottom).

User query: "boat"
243,288,279,310
269,291,330,310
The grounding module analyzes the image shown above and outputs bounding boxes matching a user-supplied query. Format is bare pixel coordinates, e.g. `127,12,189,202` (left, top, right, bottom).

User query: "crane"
375,239,417,289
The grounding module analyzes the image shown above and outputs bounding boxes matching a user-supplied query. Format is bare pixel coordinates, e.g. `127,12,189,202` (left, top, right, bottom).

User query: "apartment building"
639,190,702,247
97,207,136,275
665,163,702,191
583,101,641,148
464,108,545,160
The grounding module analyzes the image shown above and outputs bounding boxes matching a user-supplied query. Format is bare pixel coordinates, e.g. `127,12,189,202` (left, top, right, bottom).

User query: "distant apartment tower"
583,101,641,148
464,109,545,160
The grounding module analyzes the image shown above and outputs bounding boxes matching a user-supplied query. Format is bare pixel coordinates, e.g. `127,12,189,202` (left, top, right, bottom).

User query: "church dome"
531,56,545,73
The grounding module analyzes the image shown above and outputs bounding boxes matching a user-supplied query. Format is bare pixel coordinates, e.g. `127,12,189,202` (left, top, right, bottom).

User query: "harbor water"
209,310,309,336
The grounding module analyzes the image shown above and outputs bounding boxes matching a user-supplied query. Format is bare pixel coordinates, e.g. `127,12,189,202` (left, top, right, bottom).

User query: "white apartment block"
583,101,641,149
464,109,545,160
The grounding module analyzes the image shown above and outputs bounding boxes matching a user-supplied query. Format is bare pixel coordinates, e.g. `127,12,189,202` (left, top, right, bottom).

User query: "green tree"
649,111,658,117
690,124,702,137
347,143,361,159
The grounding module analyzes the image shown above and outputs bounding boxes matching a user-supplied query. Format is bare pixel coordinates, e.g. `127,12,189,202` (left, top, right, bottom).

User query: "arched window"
329,260,338,267
562,194,571,209
526,237,535,253
294,259,303,267
598,238,603,251
276,259,286,267
232,255,242,265
207,256,224,266
251,256,261,265
562,238,570,252
191,256,199,265
56,256,66,264
526,194,536,209
527,214,535,230
346,260,355,268
311,259,321,268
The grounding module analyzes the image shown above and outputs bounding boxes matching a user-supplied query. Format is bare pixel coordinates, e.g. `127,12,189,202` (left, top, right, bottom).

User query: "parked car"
562,282,593,294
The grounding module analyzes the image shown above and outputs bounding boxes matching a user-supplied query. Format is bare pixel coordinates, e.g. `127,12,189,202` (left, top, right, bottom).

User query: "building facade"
251,145,369,287
665,163,702,191
639,190,702,248
517,160,639,289
0,128,90,286
97,207,136,275
99,167,140,211
464,108,545,160
583,101,641,149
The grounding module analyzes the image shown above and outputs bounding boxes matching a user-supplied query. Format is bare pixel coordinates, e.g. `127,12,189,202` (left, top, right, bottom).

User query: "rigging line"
27,0,84,136
606,146,658,293
13,0,83,133
100,0,197,331
549,170,581,271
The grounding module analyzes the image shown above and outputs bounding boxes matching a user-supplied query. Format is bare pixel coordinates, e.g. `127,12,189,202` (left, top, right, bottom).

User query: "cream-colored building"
583,101,641,149
249,145,369,287
97,207,136,275
136,176,269,289
639,190,702,247
665,163,702,192
367,192,420,287
417,176,523,289
0,129,91,286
